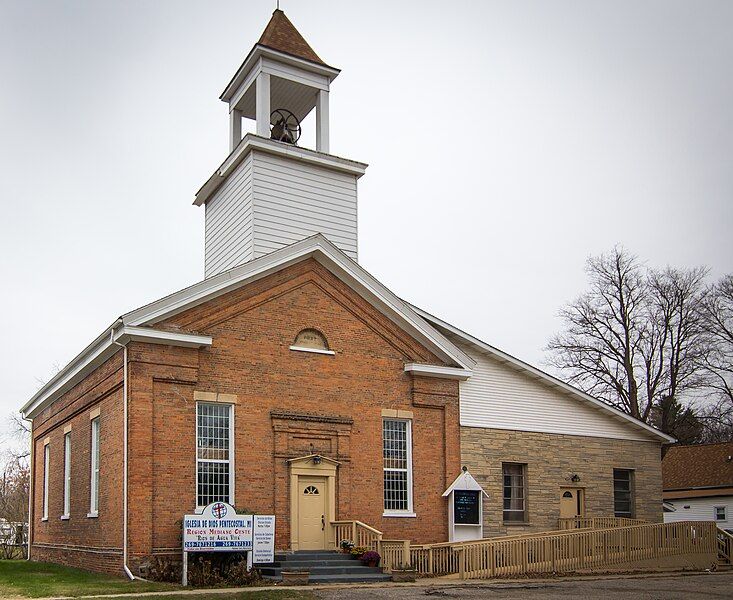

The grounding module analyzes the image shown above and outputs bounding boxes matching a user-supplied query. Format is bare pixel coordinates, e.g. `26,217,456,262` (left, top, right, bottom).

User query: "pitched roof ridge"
668,441,733,449
257,9,325,66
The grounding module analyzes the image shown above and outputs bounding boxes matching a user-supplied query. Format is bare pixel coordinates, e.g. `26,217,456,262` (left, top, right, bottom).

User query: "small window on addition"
290,329,334,355
715,506,727,521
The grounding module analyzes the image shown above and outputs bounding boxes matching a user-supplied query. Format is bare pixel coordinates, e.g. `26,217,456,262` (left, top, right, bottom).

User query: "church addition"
20,9,673,576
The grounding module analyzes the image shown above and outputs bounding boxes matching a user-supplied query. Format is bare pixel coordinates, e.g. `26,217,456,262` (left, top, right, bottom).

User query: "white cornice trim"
404,363,472,380
20,326,213,420
411,305,676,444
220,45,340,103
194,134,368,206
113,326,213,348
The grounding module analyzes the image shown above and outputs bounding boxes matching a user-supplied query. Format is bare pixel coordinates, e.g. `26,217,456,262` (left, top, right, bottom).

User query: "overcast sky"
1,0,731,434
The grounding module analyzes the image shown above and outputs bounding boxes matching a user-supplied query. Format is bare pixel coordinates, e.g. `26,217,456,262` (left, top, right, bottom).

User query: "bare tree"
547,248,655,420
697,274,733,440
647,266,709,429
547,248,709,431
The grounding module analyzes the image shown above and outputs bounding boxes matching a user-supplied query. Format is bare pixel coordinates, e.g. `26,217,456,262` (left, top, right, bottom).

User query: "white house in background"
663,442,733,532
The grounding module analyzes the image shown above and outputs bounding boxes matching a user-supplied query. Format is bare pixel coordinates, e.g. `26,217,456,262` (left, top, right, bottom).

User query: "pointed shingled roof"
257,9,325,65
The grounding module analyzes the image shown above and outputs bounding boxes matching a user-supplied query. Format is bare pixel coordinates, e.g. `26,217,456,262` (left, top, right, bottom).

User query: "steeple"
221,9,339,153
195,9,367,278
257,9,326,65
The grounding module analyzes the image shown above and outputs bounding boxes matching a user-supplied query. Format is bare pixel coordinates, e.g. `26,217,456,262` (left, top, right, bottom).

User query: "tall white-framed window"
62,432,71,518
196,402,234,508
42,442,50,521
715,506,727,522
382,418,413,515
89,417,100,516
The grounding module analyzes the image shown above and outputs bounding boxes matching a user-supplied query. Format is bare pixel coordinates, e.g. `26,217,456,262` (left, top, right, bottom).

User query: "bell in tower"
195,9,368,278
221,9,337,153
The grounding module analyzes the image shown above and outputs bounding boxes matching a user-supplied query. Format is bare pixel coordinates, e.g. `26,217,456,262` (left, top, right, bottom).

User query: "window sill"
41,517,48,522
60,515,70,521
503,521,530,527
87,512,98,518
289,346,335,356
383,512,417,518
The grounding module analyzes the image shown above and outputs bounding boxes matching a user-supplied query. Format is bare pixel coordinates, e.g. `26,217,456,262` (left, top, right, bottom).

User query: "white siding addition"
451,335,654,442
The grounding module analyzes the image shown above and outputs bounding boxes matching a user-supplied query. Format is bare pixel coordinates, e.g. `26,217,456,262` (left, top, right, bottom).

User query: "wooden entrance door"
560,488,584,519
298,477,327,550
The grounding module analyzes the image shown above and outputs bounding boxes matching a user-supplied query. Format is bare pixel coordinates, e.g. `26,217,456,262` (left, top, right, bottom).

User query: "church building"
20,10,673,576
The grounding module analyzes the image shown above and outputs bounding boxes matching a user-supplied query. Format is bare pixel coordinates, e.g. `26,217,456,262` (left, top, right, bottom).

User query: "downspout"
112,332,135,580
25,417,33,560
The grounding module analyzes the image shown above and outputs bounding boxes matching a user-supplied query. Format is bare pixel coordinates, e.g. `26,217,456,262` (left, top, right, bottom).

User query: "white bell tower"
195,10,368,278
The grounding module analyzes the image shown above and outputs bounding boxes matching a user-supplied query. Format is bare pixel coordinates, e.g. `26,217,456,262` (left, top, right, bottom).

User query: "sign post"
181,502,275,586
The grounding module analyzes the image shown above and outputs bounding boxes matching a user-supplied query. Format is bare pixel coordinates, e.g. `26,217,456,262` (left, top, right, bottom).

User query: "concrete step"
263,559,359,569
264,572,392,584
262,550,391,584
274,553,357,563
259,564,384,576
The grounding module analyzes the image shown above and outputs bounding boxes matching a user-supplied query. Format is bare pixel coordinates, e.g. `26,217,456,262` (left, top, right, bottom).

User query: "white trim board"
194,134,367,207
410,305,674,444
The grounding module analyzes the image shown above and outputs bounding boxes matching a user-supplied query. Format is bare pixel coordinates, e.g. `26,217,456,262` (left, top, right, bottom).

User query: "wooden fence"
380,521,718,578
557,517,648,530
718,528,733,564
331,520,382,550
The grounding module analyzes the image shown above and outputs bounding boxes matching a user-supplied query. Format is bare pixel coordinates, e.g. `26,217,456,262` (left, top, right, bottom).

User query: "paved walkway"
38,571,733,599
314,571,733,599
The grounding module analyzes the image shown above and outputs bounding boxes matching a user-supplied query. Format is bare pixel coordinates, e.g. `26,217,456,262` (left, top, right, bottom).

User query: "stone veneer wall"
461,426,663,537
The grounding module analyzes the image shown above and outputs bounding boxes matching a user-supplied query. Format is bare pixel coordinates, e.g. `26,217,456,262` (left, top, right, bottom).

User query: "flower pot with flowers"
349,546,368,558
360,550,381,568
340,540,354,554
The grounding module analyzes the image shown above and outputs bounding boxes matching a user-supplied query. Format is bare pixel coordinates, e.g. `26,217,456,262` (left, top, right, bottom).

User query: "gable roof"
257,9,325,65
662,442,733,491
21,235,473,420
410,305,675,444
442,469,489,497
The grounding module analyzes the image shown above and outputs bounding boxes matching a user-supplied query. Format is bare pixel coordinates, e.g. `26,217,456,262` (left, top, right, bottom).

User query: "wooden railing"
558,517,648,530
380,521,718,578
717,527,733,564
331,520,382,550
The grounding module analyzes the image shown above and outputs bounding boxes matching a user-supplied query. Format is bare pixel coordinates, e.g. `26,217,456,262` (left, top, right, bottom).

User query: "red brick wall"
127,259,460,567
30,258,462,575
31,353,124,574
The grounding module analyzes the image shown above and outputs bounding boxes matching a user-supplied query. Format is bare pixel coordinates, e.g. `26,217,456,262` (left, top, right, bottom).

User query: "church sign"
253,514,276,564
453,489,481,525
183,502,253,552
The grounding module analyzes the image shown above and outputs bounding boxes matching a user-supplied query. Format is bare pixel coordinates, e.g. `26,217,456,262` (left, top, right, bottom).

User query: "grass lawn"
95,595,318,600
0,560,177,598
0,560,317,599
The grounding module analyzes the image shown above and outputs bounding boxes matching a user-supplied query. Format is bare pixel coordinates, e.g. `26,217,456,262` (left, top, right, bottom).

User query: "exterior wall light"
570,474,581,483
313,455,322,465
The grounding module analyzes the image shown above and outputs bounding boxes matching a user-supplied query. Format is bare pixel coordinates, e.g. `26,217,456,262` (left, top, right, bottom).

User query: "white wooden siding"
251,151,358,260
664,496,732,526
205,154,254,278
450,334,654,441
204,149,359,277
